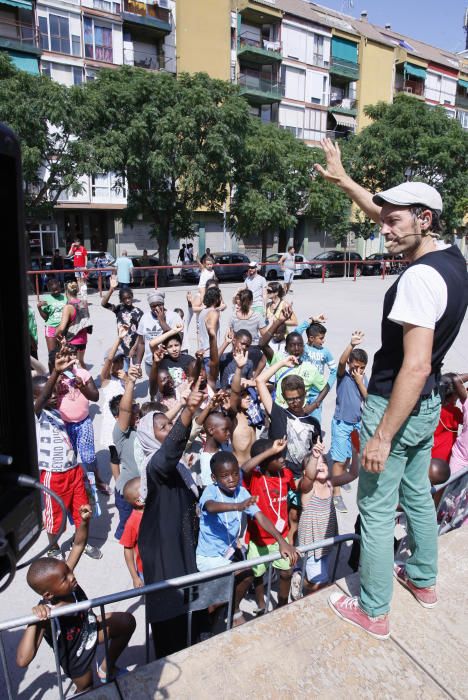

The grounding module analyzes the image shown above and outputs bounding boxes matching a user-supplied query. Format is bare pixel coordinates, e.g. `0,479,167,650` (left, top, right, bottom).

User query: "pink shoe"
328,592,390,640
393,564,438,609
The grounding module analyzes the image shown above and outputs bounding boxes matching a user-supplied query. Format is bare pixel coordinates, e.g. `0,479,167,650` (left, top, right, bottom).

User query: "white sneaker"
290,570,303,601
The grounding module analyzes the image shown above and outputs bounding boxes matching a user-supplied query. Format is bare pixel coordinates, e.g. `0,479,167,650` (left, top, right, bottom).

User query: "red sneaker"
393,564,438,609
328,593,390,640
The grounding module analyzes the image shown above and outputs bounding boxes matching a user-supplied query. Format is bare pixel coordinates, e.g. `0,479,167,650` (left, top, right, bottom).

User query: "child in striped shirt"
291,439,358,599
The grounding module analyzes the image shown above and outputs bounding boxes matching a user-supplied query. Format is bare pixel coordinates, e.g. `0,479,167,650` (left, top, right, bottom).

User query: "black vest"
369,245,468,398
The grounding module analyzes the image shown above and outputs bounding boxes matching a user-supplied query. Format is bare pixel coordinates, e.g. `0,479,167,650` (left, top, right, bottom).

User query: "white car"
263,253,312,281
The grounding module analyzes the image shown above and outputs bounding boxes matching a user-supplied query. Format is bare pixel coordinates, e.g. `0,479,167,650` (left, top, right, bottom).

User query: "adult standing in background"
68,237,87,290
244,261,267,317
114,250,134,288
317,139,468,639
52,248,64,284
279,246,296,295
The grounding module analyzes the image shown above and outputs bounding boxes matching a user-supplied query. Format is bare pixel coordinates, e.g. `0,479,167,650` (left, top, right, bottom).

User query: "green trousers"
358,392,441,617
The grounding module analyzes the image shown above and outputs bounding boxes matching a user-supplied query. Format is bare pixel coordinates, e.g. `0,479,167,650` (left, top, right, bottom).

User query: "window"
49,14,70,54
84,17,113,63
41,61,51,77
71,34,81,57
282,65,305,101
38,16,49,50
72,66,83,85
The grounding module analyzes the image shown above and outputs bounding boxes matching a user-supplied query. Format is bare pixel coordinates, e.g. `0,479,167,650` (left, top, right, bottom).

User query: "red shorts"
40,466,89,535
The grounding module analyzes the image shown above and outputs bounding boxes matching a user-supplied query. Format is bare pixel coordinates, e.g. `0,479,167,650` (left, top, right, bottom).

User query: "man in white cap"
316,139,467,639
244,261,267,316
135,290,181,377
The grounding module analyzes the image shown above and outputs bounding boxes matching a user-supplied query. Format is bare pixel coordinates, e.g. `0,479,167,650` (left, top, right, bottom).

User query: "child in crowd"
101,277,144,369
293,321,337,422
33,351,99,559
154,332,194,388
432,372,464,464
111,365,142,538
256,356,321,543
219,329,265,383
292,439,358,599
37,278,67,356
244,438,298,614
198,255,216,298
17,504,135,691
56,281,92,369
269,323,287,356
100,326,128,488
330,331,368,514
196,412,233,489
196,445,297,625
227,350,265,464
119,477,145,589
448,373,468,474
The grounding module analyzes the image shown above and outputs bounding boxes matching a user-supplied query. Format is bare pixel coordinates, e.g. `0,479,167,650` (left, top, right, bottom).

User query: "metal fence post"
225,573,236,631
0,633,14,700
98,271,102,298
321,264,325,283
353,263,357,282
99,604,111,682
265,564,273,613
35,272,40,299
50,618,65,700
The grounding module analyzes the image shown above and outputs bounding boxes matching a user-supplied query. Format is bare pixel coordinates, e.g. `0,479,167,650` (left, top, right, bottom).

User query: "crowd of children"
21,268,467,692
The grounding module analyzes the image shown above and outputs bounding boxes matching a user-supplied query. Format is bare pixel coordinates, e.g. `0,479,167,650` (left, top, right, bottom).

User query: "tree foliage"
82,68,250,266
348,94,468,233
0,55,90,220
229,121,312,259
306,146,351,245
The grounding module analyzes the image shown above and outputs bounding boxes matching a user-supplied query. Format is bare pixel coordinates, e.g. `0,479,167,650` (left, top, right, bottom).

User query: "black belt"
411,387,439,415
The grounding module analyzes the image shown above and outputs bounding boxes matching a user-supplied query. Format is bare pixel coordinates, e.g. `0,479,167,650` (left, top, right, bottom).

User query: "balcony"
394,78,425,99
237,33,282,64
239,71,282,104
123,46,164,70
237,0,283,23
81,0,121,14
456,92,468,110
329,57,359,81
0,16,40,56
328,97,357,116
122,0,172,34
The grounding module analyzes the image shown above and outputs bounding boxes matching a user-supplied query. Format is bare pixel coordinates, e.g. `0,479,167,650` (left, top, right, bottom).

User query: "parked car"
263,253,312,281
308,250,363,278
362,253,406,276
129,255,174,286
180,253,250,283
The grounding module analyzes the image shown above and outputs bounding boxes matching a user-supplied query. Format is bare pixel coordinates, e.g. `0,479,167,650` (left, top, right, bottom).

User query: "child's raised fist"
79,504,92,521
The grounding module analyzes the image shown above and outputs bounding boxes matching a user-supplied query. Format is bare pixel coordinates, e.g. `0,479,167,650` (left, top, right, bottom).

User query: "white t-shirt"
388,264,447,330
245,274,267,306
198,269,215,290
137,310,182,365
35,409,78,472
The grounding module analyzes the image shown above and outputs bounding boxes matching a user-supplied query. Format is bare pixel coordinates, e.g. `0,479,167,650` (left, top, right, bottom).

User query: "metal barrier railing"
27,257,410,298
0,534,358,699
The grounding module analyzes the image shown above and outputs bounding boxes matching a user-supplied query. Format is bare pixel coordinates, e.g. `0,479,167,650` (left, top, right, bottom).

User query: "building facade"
2,0,466,261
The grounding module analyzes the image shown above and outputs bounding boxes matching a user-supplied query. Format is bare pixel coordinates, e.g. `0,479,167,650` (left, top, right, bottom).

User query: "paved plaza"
0,274,466,698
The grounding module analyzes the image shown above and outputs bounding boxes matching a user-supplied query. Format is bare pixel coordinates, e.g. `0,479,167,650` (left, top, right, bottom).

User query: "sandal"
96,662,129,684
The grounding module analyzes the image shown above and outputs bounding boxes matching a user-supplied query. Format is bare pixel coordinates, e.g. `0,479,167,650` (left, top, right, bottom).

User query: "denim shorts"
330,417,360,462
196,554,231,572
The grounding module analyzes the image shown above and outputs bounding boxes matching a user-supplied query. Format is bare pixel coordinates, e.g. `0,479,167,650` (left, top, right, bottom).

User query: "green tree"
82,68,250,273
348,94,468,233
229,121,312,261
0,55,90,221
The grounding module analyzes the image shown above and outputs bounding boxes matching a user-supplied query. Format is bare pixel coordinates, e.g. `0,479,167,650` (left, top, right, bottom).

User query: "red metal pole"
353,263,357,282
382,260,386,280
155,269,158,290
98,271,102,298
322,264,325,283
35,272,40,299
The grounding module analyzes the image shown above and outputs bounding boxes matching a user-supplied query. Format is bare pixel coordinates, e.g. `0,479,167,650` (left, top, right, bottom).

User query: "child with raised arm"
330,331,368,514
196,445,298,624
119,477,145,589
37,278,67,359
227,348,263,465
17,505,136,692
291,439,358,600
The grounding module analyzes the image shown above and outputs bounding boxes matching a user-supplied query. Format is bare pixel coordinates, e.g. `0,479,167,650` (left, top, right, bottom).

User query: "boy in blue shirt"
196,445,298,626
330,331,368,513
294,321,337,421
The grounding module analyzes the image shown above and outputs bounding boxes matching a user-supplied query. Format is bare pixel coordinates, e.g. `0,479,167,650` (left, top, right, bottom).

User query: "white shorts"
283,269,295,284
196,554,232,572
305,554,330,584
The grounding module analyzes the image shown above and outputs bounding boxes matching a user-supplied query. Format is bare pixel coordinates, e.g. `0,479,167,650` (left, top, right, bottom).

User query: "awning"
332,113,356,129
404,62,426,80
459,78,468,90
0,0,33,9
9,52,39,74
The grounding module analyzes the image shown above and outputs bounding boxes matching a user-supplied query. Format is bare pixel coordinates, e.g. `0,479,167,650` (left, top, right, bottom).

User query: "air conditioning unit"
158,0,170,8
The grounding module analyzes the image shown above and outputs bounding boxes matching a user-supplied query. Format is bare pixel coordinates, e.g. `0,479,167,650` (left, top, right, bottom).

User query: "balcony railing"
122,0,171,23
312,52,329,68
81,0,121,13
395,79,424,97
123,46,164,70
329,57,359,80
239,71,282,97
329,96,357,110
0,17,38,49
456,92,468,109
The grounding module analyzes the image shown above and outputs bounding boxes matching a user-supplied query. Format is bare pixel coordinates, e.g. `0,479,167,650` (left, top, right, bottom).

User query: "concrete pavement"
0,274,466,698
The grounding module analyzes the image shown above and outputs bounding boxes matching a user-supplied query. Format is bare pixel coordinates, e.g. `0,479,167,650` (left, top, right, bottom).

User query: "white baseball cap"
248,261,258,268
372,182,443,213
